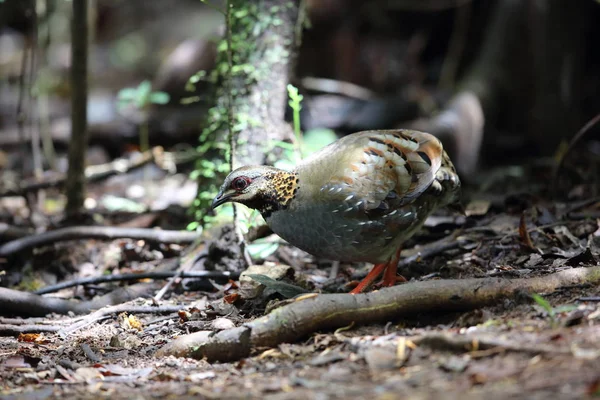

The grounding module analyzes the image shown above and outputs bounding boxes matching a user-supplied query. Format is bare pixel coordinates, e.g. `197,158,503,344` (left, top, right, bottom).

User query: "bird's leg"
349,262,387,294
381,247,402,287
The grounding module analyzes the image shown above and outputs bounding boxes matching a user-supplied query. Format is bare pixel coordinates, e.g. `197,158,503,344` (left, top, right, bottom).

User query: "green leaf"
135,80,152,108
270,140,295,151
137,80,152,97
101,195,146,213
150,91,170,105
531,293,553,316
301,128,337,156
187,221,200,231
181,96,201,105
552,304,579,314
247,241,279,260
117,88,138,101
245,274,308,298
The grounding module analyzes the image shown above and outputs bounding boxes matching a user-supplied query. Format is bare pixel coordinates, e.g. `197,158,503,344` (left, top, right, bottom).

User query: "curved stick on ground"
157,266,600,362
34,270,239,295
0,324,62,335
57,303,182,337
0,226,199,256
0,223,33,241
0,281,156,317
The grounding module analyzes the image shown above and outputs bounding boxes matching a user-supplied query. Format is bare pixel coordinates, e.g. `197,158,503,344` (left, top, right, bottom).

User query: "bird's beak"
211,189,235,209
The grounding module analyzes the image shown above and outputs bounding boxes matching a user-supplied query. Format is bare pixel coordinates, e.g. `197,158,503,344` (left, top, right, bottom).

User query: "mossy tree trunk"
225,0,300,168
200,0,301,168
194,0,301,220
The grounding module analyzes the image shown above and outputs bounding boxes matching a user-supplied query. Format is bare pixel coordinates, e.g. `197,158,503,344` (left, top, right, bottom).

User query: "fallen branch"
34,270,239,295
0,304,182,338
0,147,162,198
0,281,157,317
0,223,33,241
0,226,199,256
157,266,600,362
0,324,62,335
58,304,182,337
413,332,571,356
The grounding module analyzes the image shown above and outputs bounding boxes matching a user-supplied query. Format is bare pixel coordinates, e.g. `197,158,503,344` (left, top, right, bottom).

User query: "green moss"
190,0,286,226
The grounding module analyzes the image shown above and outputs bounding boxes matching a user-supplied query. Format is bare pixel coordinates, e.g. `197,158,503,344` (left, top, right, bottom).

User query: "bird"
212,129,461,294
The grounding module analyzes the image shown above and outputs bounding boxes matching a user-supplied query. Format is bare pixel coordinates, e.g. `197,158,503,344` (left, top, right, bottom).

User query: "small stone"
239,263,294,299
364,346,398,372
212,317,235,330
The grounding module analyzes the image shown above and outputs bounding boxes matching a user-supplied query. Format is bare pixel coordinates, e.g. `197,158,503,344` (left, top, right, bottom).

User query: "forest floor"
1,156,599,400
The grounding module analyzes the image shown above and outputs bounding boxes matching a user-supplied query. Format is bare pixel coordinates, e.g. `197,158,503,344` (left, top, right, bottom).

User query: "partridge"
212,129,461,294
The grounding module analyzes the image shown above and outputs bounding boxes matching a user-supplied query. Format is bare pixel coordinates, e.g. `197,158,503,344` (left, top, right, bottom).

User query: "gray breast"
265,200,420,263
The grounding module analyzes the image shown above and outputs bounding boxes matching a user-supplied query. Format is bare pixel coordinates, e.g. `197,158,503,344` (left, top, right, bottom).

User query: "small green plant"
272,85,336,171
287,84,303,157
117,80,170,152
531,293,578,327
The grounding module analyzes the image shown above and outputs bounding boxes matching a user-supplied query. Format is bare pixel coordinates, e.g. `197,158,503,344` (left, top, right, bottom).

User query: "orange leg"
350,247,403,294
382,247,402,287
349,262,387,294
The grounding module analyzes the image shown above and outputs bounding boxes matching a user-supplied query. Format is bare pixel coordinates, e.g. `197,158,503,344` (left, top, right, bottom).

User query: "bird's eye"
231,176,250,191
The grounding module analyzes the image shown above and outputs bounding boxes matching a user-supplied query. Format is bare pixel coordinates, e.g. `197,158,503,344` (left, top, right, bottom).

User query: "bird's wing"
310,129,445,211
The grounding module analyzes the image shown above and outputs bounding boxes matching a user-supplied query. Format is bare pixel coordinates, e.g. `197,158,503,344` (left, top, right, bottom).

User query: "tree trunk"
65,0,89,215
193,1,301,221
215,0,301,168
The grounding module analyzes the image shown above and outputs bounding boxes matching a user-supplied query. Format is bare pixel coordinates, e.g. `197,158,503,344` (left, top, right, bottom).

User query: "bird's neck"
249,170,300,218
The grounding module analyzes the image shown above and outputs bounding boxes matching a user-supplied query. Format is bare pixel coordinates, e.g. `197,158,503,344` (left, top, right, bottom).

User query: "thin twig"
0,226,199,256
0,324,62,335
80,343,102,362
59,304,182,337
153,243,208,302
413,332,571,355
34,270,237,295
579,297,600,302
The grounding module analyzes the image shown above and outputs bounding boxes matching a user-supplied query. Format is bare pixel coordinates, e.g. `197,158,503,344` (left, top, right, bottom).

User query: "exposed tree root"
157,266,600,362
0,283,157,317
0,226,199,256
412,332,571,356
34,270,238,295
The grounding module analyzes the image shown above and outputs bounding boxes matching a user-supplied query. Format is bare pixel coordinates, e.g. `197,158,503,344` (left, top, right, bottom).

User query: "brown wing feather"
310,129,445,210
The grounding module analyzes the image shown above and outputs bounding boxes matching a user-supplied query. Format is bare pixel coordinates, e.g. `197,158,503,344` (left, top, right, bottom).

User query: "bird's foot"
349,262,387,294
349,248,404,294
374,274,407,289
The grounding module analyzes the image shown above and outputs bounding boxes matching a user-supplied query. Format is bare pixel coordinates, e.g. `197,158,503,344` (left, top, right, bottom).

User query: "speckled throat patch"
258,171,299,218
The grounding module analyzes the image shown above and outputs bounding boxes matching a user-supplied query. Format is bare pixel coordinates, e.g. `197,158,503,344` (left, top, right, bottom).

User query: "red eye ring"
232,176,251,191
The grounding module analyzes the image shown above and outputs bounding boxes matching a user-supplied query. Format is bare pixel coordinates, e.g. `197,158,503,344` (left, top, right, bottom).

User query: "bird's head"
212,166,298,216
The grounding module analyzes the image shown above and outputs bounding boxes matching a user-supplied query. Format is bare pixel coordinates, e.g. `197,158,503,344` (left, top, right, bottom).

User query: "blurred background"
0,0,599,224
